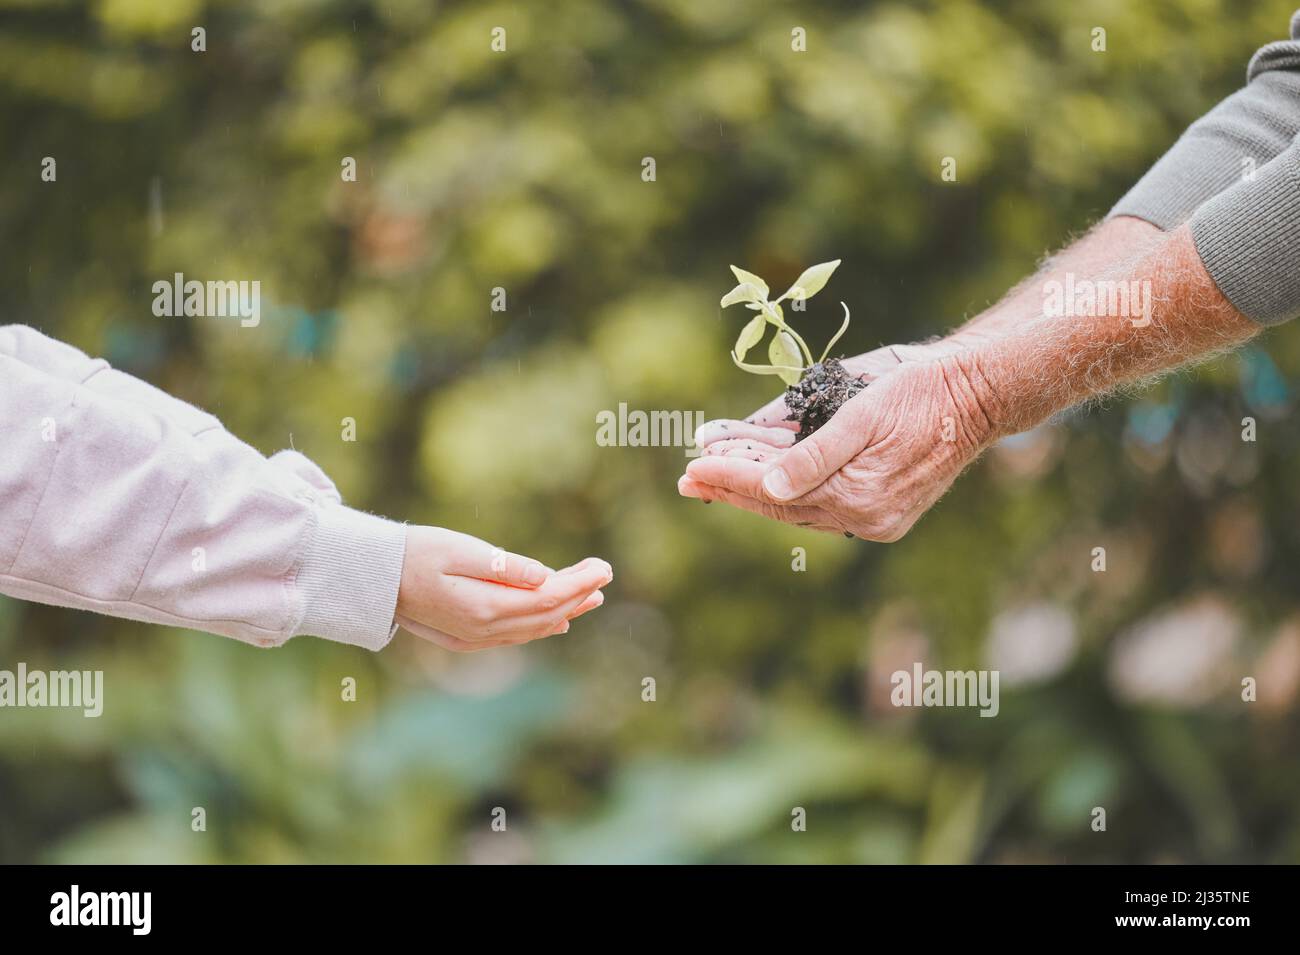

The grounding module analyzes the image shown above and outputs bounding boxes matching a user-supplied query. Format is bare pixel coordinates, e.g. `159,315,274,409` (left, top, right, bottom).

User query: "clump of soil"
784,357,866,441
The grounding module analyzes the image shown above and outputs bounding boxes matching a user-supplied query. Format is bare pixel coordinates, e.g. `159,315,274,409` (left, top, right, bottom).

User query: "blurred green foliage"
2,0,1300,863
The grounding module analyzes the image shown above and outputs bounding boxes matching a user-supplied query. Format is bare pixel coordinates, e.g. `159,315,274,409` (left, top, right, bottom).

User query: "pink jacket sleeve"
0,325,407,650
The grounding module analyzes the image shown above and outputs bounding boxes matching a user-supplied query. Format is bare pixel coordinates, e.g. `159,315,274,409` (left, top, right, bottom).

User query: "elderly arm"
957,223,1259,443
680,223,1260,540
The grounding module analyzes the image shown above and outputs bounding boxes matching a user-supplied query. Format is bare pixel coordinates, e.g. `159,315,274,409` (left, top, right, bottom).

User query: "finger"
685,454,770,499
761,396,869,501
485,587,606,640
701,485,845,532
681,469,842,529
700,437,785,461
454,590,606,646
554,556,608,575
678,475,715,501
453,561,613,619
567,590,605,619
494,587,606,637
694,419,797,449
442,533,550,588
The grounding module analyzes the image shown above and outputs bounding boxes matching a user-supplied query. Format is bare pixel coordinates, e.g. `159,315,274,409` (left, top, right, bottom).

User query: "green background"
2,0,1299,863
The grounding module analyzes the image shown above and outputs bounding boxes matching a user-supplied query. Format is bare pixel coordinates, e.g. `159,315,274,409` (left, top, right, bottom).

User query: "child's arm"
0,326,610,650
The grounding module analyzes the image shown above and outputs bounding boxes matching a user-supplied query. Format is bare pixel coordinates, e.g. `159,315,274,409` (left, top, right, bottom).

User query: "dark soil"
784,357,866,441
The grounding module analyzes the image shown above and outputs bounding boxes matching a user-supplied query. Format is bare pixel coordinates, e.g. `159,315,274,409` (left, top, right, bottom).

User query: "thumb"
761,402,865,501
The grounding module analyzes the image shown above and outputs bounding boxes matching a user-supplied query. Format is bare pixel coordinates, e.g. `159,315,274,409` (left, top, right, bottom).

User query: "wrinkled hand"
679,355,999,541
396,526,612,651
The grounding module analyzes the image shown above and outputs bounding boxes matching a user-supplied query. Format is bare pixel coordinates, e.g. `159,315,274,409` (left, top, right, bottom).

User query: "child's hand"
394,527,613,651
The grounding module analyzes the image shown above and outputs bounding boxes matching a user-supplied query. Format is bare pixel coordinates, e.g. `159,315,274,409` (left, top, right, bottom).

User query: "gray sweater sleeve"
1112,11,1300,326
1190,140,1300,325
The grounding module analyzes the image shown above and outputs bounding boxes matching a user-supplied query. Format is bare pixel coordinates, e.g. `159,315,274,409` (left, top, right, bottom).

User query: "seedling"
720,259,865,440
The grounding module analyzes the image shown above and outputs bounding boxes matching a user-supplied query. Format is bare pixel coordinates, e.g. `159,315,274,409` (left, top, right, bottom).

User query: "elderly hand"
396,527,613,651
678,353,1001,541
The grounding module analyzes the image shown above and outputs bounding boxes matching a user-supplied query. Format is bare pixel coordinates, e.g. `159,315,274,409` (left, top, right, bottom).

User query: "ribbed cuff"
1191,144,1300,326
296,504,407,650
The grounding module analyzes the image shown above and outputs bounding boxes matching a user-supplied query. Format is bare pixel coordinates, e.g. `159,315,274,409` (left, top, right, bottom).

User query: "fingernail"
591,591,605,607
523,563,548,586
763,466,793,500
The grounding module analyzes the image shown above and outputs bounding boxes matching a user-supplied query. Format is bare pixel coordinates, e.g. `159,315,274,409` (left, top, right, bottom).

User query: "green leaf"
721,282,764,309
729,266,769,300
779,259,841,302
769,331,804,386
734,314,766,360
